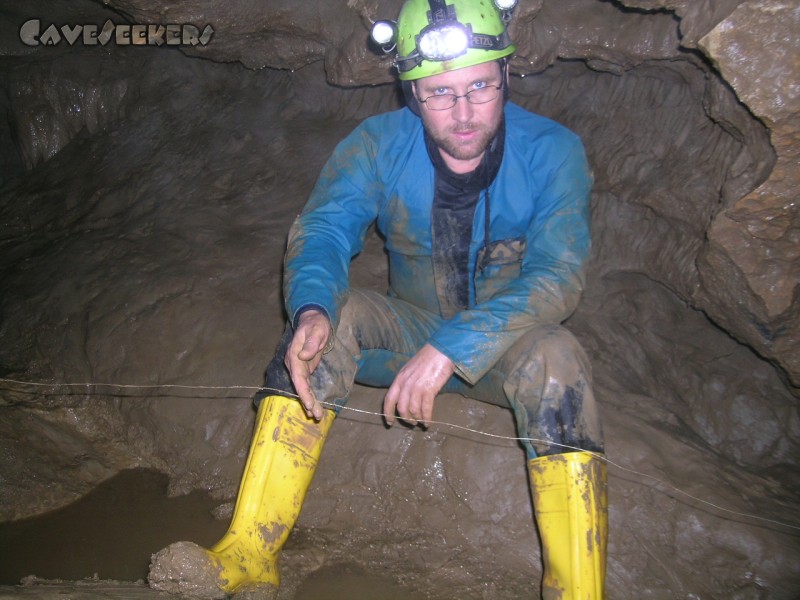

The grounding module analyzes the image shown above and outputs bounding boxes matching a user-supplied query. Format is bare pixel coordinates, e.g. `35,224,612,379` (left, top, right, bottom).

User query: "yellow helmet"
372,0,517,81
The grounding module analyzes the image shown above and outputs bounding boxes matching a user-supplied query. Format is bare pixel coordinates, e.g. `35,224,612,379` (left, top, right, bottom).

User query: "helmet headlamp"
494,0,518,12
372,0,517,81
370,20,397,49
417,22,470,61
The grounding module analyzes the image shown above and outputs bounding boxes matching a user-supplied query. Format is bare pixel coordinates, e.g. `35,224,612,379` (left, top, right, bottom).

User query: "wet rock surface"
0,0,798,598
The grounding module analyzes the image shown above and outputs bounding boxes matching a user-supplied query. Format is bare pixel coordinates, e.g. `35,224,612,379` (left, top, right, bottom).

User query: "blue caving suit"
263,101,603,458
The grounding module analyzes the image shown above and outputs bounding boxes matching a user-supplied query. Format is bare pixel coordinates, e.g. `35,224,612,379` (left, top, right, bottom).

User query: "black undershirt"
425,119,505,319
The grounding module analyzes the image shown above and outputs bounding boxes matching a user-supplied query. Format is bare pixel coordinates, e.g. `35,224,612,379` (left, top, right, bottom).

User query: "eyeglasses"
418,84,502,111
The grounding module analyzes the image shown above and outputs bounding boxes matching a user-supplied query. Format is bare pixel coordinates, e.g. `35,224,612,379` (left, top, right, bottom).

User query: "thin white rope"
0,378,259,392
2,377,798,533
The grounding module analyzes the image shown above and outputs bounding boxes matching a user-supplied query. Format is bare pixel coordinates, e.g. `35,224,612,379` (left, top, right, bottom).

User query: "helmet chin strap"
402,57,510,117
402,80,422,116
499,57,510,102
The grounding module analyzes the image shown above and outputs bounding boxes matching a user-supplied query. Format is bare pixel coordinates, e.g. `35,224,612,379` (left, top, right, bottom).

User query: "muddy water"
293,564,427,600
0,469,429,599
0,469,228,584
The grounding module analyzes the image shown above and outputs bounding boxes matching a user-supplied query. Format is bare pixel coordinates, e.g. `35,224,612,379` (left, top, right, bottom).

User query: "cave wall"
5,0,797,389
1,0,799,597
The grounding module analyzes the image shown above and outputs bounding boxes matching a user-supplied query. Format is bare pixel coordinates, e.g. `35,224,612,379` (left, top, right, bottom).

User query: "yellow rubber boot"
208,394,334,593
528,451,608,600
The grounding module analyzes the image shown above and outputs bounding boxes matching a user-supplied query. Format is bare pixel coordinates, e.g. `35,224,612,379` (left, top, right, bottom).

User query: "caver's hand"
285,309,332,420
384,343,455,427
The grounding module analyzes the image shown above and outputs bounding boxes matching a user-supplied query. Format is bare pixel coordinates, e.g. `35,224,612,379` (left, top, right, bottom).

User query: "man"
150,0,607,598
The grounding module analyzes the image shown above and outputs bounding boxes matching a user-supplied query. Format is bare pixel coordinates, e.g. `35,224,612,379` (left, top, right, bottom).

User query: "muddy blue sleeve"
283,121,383,329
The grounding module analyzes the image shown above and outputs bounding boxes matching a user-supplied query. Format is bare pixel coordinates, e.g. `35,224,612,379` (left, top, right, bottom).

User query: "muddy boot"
148,395,334,599
528,451,608,600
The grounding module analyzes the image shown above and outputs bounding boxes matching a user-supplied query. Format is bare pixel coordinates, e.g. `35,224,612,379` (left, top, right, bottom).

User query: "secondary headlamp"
370,0,517,70
494,0,518,11
371,20,396,47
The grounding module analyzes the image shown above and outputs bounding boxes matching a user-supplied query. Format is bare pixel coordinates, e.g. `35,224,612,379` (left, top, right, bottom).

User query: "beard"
425,119,501,163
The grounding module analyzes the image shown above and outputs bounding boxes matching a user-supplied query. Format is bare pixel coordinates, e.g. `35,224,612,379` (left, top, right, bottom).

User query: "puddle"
294,563,427,600
0,468,227,584
0,469,430,598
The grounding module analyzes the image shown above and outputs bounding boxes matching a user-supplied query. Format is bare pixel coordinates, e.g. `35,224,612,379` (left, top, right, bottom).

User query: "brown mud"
0,0,799,598
0,469,227,585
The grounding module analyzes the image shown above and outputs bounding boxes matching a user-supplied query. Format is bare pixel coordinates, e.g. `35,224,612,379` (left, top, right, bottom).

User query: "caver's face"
414,60,505,174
